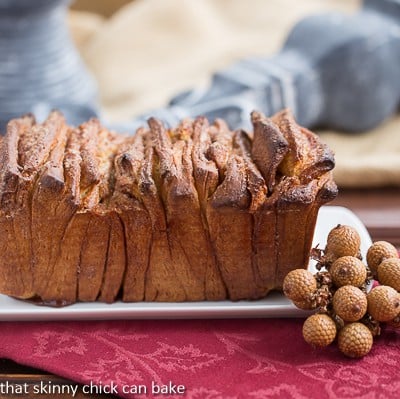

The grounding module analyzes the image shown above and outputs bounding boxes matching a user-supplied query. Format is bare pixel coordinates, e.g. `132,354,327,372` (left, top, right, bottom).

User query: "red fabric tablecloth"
0,318,399,399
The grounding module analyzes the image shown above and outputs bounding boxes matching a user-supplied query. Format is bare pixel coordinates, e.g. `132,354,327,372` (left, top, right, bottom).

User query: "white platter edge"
0,206,372,321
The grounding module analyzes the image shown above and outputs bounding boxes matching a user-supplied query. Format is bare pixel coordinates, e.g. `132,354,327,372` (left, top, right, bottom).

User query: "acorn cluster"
283,224,400,358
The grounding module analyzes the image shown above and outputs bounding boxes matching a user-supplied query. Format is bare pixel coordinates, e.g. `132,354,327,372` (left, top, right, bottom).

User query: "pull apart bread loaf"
0,110,337,306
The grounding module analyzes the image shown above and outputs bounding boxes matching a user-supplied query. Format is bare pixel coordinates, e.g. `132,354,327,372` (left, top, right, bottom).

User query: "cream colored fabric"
68,11,105,49
320,119,400,187
69,0,400,188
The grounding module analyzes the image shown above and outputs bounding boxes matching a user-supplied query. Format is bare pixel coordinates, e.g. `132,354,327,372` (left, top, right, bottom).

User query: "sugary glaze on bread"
0,110,337,305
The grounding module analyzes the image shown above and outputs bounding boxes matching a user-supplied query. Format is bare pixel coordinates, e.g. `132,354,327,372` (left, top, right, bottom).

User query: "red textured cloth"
0,318,399,398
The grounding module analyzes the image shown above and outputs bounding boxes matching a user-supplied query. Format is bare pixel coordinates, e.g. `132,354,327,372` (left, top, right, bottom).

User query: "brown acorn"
338,323,373,358
367,285,400,322
283,269,317,302
332,286,367,322
302,314,337,348
367,241,399,277
377,258,400,292
330,256,367,288
325,225,361,262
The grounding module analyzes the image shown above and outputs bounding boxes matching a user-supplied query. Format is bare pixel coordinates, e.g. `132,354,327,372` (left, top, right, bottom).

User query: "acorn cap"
330,256,367,288
325,225,361,260
367,285,400,322
302,314,337,348
338,322,373,358
367,241,399,277
377,258,400,292
332,285,367,322
283,269,317,302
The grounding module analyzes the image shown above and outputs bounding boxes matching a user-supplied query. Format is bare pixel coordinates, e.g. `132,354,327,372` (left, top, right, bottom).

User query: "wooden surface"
331,187,400,247
0,187,398,398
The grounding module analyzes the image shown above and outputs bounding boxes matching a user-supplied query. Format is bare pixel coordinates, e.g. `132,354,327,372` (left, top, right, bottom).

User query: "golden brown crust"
63,128,82,204
77,212,109,301
207,118,233,183
271,108,309,178
119,200,151,302
0,116,35,298
191,118,226,300
111,131,152,302
19,111,62,177
233,130,267,212
138,123,187,301
79,119,102,195
98,211,126,303
271,109,335,183
191,117,219,207
0,110,337,304
31,112,74,301
250,111,288,193
299,127,335,182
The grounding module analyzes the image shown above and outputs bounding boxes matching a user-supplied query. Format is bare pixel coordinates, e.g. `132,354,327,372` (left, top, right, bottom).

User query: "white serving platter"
0,206,372,321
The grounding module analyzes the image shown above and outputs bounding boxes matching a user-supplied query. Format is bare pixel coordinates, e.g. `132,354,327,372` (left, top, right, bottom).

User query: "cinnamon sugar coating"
0,110,337,305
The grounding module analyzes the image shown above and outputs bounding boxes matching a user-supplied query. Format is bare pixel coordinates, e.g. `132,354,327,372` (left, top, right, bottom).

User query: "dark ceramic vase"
0,0,98,132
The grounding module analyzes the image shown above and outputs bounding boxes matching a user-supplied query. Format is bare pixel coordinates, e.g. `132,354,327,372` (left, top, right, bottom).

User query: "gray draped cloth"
35,0,400,187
